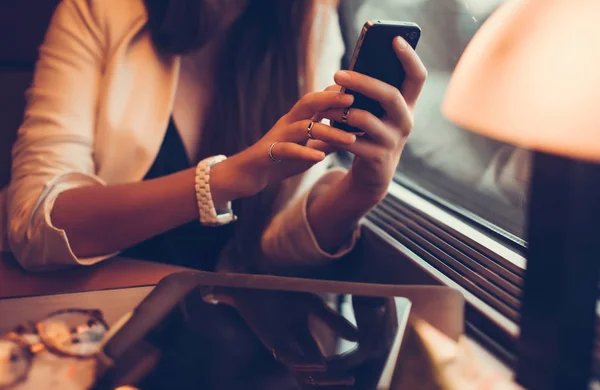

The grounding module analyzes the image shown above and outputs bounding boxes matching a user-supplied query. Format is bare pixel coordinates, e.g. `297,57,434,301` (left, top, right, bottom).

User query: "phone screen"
334,21,421,133
115,285,411,390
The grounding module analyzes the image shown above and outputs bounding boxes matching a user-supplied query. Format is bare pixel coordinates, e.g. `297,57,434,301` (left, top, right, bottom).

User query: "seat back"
0,0,60,251
0,0,61,187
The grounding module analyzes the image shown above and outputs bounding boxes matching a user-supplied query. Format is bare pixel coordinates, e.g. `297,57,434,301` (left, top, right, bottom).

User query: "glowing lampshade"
442,0,600,161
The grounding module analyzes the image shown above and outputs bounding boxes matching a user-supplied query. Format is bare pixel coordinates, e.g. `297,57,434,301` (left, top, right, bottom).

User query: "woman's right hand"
212,91,357,202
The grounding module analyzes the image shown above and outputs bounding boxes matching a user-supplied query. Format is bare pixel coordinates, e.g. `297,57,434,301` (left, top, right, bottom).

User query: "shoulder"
52,0,148,50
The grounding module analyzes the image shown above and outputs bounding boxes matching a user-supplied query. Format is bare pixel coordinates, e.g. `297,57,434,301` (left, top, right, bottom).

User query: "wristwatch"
194,155,237,226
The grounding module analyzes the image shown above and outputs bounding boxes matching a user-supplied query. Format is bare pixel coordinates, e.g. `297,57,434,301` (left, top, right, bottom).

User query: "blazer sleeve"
260,167,361,270
6,0,110,270
259,2,361,270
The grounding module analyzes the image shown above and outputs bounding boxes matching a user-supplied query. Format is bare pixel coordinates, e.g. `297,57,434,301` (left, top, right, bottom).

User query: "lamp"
442,1,600,390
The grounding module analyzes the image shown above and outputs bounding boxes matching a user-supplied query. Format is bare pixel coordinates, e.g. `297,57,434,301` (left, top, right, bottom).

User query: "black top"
120,118,234,270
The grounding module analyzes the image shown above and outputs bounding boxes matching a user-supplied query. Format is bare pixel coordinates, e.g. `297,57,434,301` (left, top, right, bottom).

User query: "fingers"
334,70,411,125
320,108,394,146
287,91,354,123
344,138,382,160
268,141,325,163
311,86,342,122
393,37,428,107
288,120,356,145
313,86,342,121
306,139,338,155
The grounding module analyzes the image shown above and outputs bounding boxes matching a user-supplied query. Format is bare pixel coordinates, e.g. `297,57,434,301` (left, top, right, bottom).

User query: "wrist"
344,170,388,206
208,153,262,206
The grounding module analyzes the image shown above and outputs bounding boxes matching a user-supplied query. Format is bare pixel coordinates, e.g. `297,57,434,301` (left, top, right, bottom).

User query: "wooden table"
0,252,185,299
0,251,514,385
0,286,154,332
0,252,186,331
0,251,466,339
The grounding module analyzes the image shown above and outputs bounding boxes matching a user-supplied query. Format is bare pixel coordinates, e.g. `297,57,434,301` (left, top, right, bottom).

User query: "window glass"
351,0,531,241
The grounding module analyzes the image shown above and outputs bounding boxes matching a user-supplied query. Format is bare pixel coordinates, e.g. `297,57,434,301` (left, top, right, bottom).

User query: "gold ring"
268,142,281,163
341,107,350,124
307,121,316,140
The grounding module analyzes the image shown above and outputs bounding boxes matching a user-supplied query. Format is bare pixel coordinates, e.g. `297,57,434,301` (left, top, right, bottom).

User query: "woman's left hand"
320,37,427,202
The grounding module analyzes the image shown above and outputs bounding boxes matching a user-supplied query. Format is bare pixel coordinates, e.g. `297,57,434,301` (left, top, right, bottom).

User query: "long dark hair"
143,0,317,267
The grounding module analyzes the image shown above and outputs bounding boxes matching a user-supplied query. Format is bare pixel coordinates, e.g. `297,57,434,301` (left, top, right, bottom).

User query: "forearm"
307,171,384,253
51,158,248,258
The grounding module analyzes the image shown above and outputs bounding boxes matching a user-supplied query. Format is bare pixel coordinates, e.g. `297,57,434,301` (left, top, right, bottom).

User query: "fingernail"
335,70,351,83
348,134,357,144
396,36,408,50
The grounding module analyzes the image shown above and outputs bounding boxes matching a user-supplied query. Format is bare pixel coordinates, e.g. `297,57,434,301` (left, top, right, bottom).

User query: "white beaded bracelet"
194,155,237,226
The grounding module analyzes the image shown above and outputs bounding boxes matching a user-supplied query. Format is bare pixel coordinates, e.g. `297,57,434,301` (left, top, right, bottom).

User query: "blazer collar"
93,7,181,184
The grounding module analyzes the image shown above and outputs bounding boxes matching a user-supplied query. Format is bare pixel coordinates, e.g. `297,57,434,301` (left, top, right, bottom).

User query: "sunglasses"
0,309,109,389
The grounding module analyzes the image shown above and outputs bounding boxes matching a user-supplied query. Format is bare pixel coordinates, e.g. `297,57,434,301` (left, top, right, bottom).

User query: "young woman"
5,0,427,272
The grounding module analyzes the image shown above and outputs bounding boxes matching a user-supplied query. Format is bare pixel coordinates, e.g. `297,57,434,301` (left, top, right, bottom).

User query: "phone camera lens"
409,31,418,39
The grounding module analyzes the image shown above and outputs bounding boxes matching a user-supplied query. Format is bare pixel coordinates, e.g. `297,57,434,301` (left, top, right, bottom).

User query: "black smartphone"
333,20,421,133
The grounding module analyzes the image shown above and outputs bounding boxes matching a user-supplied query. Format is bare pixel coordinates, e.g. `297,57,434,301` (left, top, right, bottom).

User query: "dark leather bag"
92,271,464,390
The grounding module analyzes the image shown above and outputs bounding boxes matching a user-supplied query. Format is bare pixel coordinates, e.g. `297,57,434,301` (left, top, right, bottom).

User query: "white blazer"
2,0,360,270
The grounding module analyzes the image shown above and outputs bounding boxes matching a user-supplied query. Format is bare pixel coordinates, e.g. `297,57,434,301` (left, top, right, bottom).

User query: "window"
338,1,600,383
336,0,533,363
343,0,531,246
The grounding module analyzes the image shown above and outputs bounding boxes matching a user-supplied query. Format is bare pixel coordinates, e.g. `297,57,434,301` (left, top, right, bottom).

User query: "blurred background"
340,0,530,241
